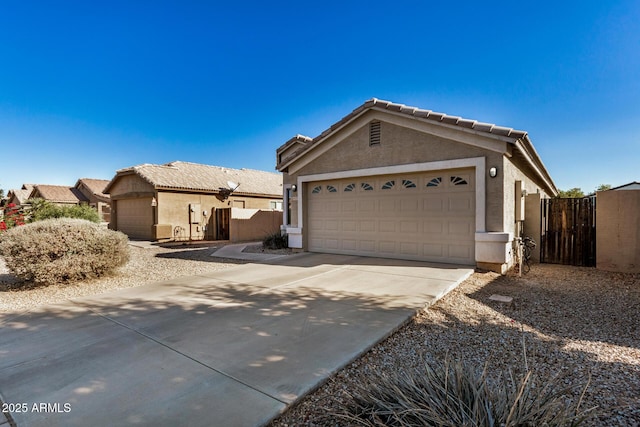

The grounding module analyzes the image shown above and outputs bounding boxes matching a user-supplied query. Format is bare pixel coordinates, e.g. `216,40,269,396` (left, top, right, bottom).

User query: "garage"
277,98,559,272
115,198,154,239
307,168,475,264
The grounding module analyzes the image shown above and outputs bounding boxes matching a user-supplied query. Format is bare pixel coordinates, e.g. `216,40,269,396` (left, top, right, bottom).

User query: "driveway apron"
0,252,472,426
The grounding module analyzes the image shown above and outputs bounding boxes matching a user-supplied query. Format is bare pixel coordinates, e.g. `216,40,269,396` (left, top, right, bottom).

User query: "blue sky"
1,1,638,194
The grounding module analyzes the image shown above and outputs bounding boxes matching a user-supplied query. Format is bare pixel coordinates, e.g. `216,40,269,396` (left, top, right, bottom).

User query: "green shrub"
0,218,130,285
332,357,593,426
27,198,100,223
263,232,288,250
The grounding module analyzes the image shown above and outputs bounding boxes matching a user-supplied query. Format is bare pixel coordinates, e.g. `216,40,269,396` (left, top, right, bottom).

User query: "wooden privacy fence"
540,197,596,266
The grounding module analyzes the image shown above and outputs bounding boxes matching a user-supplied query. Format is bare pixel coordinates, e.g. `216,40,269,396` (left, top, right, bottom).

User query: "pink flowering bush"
0,203,25,232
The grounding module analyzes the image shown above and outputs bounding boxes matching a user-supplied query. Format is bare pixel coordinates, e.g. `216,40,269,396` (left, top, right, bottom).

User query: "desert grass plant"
0,218,130,285
263,232,288,250
330,356,594,427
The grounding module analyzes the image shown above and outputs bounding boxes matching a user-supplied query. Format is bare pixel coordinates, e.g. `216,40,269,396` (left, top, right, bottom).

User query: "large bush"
0,218,130,285
27,198,101,223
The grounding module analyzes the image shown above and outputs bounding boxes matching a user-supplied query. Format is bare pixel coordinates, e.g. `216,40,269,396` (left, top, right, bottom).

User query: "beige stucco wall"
596,190,640,273
157,191,281,241
229,208,283,243
107,174,155,196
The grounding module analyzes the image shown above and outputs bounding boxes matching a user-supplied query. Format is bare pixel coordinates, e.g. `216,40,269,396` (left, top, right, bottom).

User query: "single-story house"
74,178,112,223
104,161,283,241
6,184,34,207
276,98,558,273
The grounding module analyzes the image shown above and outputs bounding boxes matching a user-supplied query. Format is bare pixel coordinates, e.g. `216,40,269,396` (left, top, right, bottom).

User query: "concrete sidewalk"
0,253,473,427
210,242,293,262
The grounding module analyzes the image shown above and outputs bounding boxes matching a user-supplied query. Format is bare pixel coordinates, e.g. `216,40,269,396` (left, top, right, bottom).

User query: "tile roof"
31,185,89,204
106,161,283,197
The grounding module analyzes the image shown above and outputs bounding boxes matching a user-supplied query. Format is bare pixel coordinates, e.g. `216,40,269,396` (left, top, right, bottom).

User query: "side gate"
540,197,596,266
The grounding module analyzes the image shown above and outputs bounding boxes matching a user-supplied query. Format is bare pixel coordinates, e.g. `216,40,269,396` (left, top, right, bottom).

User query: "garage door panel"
400,199,419,212
379,199,396,212
400,242,419,255
399,221,419,233
379,220,396,233
358,200,375,212
342,220,358,232
423,199,444,212
448,220,473,235
342,201,357,212
449,245,473,260
448,195,473,213
343,240,357,251
423,243,444,257
360,240,376,252
424,220,444,234
379,241,397,253
307,169,475,264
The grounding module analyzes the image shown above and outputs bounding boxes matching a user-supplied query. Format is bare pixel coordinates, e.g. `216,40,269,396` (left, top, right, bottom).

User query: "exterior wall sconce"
291,184,297,192
151,197,157,207
489,167,498,178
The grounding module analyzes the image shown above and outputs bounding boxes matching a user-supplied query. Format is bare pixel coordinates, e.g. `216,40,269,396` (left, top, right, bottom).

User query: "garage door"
307,168,475,264
116,198,154,240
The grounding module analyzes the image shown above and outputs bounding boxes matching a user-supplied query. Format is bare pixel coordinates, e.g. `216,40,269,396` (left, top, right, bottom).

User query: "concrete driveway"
0,252,473,427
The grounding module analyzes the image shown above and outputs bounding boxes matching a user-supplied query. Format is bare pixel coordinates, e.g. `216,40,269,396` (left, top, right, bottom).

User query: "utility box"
189,203,201,224
515,181,525,222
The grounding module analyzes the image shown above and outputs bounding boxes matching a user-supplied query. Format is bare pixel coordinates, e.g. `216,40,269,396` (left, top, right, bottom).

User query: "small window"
361,182,373,191
369,121,381,145
270,200,283,210
326,185,337,193
451,176,468,186
344,183,356,192
312,186,322,194
381,180,395,190
402,179,416,188
427,177,442,187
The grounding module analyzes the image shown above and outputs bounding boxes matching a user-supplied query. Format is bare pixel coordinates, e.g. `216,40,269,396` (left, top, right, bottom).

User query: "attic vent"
369,121,381,145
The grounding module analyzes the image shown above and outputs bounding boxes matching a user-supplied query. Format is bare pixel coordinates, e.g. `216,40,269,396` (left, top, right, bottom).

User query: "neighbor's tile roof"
76,178,110,198
7,188,32,205
108,161,282,196
31,185,89,204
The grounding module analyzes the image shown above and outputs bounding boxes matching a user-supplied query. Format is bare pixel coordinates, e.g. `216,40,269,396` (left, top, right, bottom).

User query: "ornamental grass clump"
332,357,593,426
0,218,130,285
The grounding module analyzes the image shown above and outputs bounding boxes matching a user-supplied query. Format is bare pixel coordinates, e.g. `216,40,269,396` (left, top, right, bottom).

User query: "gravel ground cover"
2,246,638,425
0,241,246,313
270,264,640,427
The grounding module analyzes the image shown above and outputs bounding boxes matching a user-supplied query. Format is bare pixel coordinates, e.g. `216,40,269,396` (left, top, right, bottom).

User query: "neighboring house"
276,98,558,273
609,181,640,191
104,161,283,241
29,184,89,206
75,178,111,223
6,184,34,207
